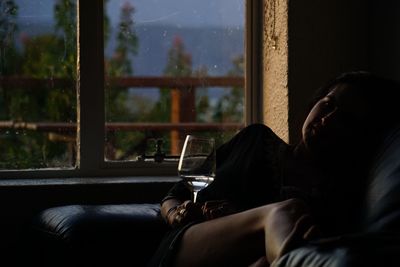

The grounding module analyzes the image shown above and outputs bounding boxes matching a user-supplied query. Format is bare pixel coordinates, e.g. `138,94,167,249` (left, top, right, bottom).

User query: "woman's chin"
304,137,338,160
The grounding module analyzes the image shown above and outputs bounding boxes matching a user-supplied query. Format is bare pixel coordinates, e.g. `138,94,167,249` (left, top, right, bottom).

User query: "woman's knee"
260,198,309,226
274,198,308,211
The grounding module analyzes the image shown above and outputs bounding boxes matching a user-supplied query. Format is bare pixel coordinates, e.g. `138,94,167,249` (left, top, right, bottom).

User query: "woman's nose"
321,107,338,126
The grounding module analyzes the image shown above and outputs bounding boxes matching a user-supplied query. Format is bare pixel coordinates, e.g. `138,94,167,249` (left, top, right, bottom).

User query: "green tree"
164,36,192,77
20,35,76,122
150,35,192,123
103,0,111,44
15,0,78,123
54,0,76,78
107,1,138,77
193,66,211,123
104,2,140,160
0,0,19,76
106,1,139,122
155,35,193,154
0,0,19,122
213,54,244,123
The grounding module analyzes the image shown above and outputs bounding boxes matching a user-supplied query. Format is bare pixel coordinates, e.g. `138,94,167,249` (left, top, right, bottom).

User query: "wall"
287,0,370,143
369,1,400,81
264,0,378,143
263,0,289,141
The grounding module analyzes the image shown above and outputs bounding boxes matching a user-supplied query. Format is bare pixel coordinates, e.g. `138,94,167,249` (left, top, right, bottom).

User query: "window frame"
0,0,263,179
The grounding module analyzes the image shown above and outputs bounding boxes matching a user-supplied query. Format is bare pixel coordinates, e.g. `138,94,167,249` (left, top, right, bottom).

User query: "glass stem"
193,191,199,203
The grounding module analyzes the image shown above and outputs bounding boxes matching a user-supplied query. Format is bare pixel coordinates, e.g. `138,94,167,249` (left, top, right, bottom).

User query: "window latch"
154,139,166,163
136,138,166,162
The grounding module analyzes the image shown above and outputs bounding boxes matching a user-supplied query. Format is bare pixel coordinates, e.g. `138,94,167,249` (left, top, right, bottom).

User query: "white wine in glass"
178,135,216,203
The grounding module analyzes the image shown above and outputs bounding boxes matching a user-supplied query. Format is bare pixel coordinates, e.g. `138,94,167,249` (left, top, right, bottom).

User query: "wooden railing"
0,121,243,133
0,76,244,89
0,76,245,157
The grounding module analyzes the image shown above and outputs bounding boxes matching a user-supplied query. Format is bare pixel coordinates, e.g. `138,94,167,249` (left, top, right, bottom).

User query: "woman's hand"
202,200,237,220
162,199,237,227
164,200,204,227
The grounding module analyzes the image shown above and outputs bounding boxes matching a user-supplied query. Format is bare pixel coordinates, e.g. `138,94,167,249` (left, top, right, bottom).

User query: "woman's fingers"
202,200,237,219
170,200,205,226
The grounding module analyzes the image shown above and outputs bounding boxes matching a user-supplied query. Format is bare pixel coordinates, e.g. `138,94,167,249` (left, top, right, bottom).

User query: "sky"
107,0,244,27
15,0,245,28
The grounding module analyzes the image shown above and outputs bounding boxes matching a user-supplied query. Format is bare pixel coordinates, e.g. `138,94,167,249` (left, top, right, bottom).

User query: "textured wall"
263,0,370,144
263,0,289,142
287,0,369,144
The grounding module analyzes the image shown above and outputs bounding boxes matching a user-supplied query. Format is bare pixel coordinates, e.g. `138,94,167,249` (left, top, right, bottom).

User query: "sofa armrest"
27,203,168,267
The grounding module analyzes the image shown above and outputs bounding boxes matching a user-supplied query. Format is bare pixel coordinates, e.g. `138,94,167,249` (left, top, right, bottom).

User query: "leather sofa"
26,125,400,267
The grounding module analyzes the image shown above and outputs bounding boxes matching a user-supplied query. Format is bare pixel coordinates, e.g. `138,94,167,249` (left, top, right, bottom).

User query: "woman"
149,71,400,267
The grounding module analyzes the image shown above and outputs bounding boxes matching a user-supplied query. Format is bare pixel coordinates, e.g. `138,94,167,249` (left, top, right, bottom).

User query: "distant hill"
16,18,244,77
113,24,245,76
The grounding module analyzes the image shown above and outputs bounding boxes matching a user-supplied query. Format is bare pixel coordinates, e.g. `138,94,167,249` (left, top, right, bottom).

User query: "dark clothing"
148,124,314,267
163,123,289,210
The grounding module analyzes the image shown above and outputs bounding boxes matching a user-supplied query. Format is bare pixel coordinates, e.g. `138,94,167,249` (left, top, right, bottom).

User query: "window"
0,0,263,178
0,0,77,170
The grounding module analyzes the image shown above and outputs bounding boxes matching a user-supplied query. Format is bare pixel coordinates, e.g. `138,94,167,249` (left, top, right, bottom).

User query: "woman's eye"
323,100,334,109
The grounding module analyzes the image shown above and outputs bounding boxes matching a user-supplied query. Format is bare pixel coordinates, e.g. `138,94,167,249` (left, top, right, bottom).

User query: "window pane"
0,0,77,169
104,0,245,161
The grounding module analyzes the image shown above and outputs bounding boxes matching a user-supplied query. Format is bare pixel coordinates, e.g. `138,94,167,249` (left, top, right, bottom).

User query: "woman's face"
302,83,370,157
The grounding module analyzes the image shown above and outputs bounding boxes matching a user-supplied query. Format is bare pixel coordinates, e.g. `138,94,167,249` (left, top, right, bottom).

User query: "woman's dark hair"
308,71,400,136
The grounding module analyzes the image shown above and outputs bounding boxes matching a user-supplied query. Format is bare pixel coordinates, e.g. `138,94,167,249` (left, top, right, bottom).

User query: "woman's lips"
311,122,326,136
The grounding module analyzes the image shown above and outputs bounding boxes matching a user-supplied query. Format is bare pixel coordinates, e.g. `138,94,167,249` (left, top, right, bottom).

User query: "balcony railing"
0,76,245,159
0,76,244,89
0,121,243,133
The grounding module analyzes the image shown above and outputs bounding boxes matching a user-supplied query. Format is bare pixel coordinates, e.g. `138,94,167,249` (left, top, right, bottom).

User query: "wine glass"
178,135,216,203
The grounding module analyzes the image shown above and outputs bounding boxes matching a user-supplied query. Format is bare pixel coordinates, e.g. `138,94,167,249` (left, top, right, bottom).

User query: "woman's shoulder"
238,123,289,168
244,123,273,132
244,123,286,144
242,123,275,136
